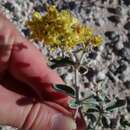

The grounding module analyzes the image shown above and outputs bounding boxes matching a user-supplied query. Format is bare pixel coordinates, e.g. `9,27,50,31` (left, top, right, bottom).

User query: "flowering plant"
25,4,128,130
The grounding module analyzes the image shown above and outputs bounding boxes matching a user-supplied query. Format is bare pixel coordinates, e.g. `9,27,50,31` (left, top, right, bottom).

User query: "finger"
1,74,72,116
0,83,76,130
0,11,71,109
0,11,15,78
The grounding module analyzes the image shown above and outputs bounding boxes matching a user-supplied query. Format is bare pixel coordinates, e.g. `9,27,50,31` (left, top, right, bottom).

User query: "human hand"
0,11,85,130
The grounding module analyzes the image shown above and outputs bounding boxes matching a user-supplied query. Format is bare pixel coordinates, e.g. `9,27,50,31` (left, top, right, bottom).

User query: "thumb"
0,82,76,130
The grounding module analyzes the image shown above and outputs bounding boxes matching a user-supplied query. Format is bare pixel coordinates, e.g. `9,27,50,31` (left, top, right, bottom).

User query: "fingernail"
51,114,77,130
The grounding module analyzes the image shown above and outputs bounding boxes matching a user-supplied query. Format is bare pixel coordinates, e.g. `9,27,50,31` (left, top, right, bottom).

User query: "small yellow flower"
91,35,103,47
26,5,103,51
32,11,42,20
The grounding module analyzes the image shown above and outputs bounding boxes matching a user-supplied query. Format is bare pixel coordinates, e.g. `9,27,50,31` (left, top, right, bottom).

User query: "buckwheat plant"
26,4,130,130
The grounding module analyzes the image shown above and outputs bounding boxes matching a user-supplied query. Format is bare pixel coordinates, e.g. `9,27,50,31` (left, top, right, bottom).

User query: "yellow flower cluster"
26,5,103,50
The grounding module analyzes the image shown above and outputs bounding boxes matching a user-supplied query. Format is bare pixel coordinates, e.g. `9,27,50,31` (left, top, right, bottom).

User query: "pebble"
84,82,90,88
95,18,105,26
106,71,115,83
85,67,97,81
21,28,30,36
85,7,91,14
47,0,54,4
33,4,46,12
79,66,87,74
3,1,15,12
110,118,118,129
61,1,70,10
124,48,130,60
88,51,97,59
105,31,120,43
108,15,121,25
124,81,130,89
123,41,130,48
123,0,130,6
96,71,106,81
68,1,77,10
115,41,124,50
124,21,130,31
107,7,122,15
126,96,130,112
115,64,127,75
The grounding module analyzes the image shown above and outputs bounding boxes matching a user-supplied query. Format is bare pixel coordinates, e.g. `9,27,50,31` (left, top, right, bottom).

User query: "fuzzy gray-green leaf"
53,84,76,97
49,57,75,69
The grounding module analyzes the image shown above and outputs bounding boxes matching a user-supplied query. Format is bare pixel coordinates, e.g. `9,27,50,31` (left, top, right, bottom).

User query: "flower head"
26,5,103,51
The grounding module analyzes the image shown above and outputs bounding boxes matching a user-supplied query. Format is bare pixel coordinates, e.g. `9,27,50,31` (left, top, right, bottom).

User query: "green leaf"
101,116,110,128
106,98,126,111
68,98,78,109
53,84,75,97
49,57,75,69
87,108,100,113
94,94,110,103
83,98,100,108
86,113,97,123
82,97,101,114
120,115,130,128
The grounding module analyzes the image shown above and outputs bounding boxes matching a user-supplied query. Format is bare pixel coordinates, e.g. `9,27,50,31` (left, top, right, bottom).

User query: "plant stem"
73,48,88,129
79,50,86,65
74,66,79,104
92,113,101,130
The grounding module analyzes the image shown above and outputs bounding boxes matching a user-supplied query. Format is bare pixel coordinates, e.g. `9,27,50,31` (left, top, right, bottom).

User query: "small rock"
110,118,118,129
47,0,54,4
115,41,124,50
123,0,130,6
80,91,85,97
123,41,130,48
126,96,130,112
113,47,125,57
84,82,90,88
115,64,127,74
33,4,46,12
107,7,122,15
61,2,70,10
68,1,77,10
3,1,15,12
101,0,107,4
124,21,130,31
85,68,97,81
127,32,130,41
22,28,30,36
12,14,19,21
95,18,105,26
106,72,115,83
97,71,106,81
68,66,73,73
79,66,87,74
105,31,120,43
85,8,91,14
60,74,66,81
124,81,130,89
127,96,130,104
88,51,97,59
108,15,121,24
124,48,130,60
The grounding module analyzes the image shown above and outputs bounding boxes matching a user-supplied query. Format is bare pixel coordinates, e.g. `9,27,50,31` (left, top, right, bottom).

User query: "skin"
0,11,85,130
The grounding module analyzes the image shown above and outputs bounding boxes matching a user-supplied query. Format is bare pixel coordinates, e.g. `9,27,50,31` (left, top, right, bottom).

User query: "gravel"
0,0,130,130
